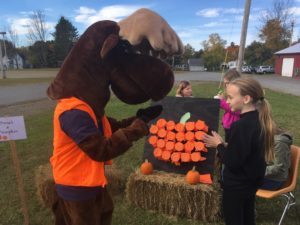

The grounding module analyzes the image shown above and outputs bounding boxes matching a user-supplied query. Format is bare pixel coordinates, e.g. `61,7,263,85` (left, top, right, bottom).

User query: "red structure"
274,43,300,78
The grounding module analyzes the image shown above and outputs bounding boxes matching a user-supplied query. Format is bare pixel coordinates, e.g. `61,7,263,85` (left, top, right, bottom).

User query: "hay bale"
35,163,57,207
126,170,221,222
35,163,125,208
105,165,126,196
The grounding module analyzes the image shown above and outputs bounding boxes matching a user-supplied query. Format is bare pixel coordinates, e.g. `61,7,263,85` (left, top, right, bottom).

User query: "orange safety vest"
50,97,112,187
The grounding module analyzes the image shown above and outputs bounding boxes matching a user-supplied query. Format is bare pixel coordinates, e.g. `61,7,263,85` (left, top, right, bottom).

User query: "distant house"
187,58,205,71
0,55,9,70
10,54,24,69
274,43,300,78
0,54,24,70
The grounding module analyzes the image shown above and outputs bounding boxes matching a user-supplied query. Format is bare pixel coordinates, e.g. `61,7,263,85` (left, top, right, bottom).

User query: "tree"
259,19,289,52
52,16,79,64
8,29,20,68
193,49,204,58
27,10,48,43
28,41,49,68
259,0,294,56
226,42,239,62
181,44,195,63
202,33,226,71
244,41,272,66
27,10,48,66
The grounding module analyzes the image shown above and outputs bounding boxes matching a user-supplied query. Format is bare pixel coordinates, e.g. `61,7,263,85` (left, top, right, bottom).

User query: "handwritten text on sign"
0,116,27,141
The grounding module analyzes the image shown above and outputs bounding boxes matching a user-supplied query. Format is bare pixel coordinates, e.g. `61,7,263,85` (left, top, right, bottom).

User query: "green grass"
0,81,299,225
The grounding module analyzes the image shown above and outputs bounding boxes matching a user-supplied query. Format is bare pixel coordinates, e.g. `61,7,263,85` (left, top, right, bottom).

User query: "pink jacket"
220,98,240,129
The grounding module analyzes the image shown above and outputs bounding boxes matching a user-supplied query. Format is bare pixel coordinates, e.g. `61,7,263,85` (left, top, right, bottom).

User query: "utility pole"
0,31,7,79
290,20,295,46
237,0,252,73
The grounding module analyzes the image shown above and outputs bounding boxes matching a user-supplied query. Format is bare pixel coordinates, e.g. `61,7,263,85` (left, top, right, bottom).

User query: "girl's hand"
203,131,223,148
218,93,224,99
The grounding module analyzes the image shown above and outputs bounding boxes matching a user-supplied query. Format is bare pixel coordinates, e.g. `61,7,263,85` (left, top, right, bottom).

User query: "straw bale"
35,164,57,207
105,165,126,196
126,170,221,222
35,163,125,207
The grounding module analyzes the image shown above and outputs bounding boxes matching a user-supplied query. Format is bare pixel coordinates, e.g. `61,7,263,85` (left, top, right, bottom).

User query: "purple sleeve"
59,109,102,144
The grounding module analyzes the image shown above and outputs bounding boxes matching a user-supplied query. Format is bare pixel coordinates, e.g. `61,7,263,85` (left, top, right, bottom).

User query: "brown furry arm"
107,116,137,132
78,118,148,161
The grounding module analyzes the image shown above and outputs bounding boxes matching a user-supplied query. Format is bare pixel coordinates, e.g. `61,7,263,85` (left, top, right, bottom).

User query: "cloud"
289,7,300,16
196,7,244,18
203,22,223,27
7,17,55,36
75,5,147,26
223,8,244,14
196,8,220,17
7,18,31,35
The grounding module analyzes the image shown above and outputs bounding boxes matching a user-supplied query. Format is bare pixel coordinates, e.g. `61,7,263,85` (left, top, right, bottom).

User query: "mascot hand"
136,105,163,123
118,8,184,57
125,118,149,142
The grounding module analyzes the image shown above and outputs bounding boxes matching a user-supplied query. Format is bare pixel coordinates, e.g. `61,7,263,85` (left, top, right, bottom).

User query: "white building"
0,54,24,69
10,54,24,69
0,55,9,70
188,58,206,72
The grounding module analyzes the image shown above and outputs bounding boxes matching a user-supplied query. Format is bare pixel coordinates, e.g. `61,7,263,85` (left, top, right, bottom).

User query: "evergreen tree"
53,16,78,64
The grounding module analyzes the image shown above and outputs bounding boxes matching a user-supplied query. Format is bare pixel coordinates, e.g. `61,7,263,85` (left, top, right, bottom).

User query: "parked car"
255,65,274,74
242,65,256,73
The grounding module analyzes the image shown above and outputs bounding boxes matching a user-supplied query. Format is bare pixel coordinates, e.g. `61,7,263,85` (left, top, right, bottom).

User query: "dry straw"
35,163,126,207
126,170,221,222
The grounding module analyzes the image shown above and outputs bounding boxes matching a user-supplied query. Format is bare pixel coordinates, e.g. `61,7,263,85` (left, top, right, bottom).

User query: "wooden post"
9,140,30,225
237,0,252,73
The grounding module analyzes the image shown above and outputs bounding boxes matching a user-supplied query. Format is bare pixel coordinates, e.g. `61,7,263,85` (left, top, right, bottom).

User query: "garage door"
282,58,294,77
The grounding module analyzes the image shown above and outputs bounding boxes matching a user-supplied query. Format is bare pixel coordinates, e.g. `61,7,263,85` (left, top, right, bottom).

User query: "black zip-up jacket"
217,110,266,191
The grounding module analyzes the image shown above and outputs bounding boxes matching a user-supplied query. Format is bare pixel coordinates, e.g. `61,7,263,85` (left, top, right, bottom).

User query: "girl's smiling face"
181,85,193,97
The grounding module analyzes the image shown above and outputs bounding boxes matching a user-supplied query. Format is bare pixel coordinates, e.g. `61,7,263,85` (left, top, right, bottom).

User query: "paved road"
0,82,50,107
175,72,300,97
0,72,299,107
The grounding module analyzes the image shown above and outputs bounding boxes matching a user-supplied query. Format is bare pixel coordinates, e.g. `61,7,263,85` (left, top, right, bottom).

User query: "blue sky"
1,0,300,50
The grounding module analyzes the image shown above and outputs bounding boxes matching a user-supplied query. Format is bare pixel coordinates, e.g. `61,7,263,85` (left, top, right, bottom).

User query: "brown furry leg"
52,198,69,225
55,188,114,225
99,188,114,225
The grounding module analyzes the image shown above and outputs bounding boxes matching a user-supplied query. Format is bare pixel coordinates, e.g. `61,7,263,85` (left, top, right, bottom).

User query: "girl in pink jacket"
218,69,241,141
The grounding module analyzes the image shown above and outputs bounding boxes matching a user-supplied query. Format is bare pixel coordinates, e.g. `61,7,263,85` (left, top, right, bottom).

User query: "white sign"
0,116,27,141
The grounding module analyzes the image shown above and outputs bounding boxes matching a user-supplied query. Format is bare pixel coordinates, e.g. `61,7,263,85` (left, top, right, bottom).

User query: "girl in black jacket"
203,77,275,225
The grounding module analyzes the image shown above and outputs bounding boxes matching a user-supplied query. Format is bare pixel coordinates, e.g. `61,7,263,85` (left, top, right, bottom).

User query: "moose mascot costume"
45,8,183,225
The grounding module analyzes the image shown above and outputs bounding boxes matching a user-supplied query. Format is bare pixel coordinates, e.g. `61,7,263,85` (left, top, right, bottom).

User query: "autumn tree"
52,16,79,65
259,19,290,52
202,33,226,71
258,0,295,64
226,42,239,62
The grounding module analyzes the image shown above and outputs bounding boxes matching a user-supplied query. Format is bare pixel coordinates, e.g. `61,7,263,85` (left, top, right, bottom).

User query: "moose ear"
100,34,119,58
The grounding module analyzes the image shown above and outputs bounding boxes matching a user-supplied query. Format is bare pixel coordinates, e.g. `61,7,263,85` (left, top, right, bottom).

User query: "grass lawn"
0,81,299,225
